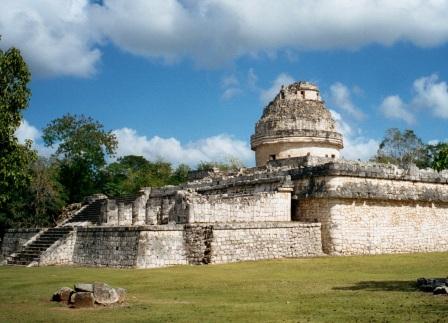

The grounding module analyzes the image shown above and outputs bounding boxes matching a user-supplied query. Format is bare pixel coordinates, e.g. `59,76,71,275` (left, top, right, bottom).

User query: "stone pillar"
132,188,151,225
118,202,132,226
106,200,118,225
99,200,108,225
145,197,161,225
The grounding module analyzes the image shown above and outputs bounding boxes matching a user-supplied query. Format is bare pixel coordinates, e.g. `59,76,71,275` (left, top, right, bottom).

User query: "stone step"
8,226,74,266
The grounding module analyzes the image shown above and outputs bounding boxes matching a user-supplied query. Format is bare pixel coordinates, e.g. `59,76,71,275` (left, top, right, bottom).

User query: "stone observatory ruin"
251,82,343,166
2,81,448,268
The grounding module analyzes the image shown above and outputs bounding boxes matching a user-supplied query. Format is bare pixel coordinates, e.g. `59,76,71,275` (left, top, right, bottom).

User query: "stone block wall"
298,197,448,255
210,222,323,264
136,226,188,268
32,222,323,268
188,191,291,223
40,231,77,265
73,227,140,267
0,228,41,260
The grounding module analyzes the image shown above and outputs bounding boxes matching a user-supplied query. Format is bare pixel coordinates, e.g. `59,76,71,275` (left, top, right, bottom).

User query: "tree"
0,41,36,228
42,114,117,202
431,143,448,171
372,128,429,168
197,157,244,172
28,157,66,225
100,156,191,197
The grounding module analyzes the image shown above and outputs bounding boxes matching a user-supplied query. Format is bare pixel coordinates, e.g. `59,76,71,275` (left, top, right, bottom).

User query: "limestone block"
71,292,94,308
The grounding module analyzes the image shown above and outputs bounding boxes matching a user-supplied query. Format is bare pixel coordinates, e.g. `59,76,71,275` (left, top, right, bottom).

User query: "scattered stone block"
93,282,119,305
52,282,126,308
71,292,94,308
51,287,73,302
74,283,93,293
115,287,127,303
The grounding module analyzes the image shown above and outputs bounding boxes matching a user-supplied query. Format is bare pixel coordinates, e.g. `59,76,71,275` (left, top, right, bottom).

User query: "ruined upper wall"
285,157,448,202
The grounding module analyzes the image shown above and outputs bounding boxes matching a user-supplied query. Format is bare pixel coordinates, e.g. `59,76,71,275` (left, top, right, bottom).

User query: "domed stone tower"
251,81,343,166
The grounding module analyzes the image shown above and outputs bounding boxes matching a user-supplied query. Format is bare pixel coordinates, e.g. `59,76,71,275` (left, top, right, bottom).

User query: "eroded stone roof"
251,81,343,147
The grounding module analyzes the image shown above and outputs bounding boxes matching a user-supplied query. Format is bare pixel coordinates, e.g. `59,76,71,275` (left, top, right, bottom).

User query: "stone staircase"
6,199,105,266
65,199,103,225
6,227,73,266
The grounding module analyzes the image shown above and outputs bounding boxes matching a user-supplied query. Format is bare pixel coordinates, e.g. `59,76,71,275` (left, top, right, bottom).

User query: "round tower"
251,81,343,166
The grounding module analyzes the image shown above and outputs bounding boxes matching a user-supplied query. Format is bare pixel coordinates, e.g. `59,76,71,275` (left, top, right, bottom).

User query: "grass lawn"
0,253,447,322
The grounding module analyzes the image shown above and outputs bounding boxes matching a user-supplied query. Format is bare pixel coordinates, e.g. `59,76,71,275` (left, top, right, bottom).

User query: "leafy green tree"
0,41,37,231
0,42,36,206
42,114,117,202
28,157,66,225
431,143,448,171
197,157,244,172
101,156,190,197
372,128,429,168
171,163,191,185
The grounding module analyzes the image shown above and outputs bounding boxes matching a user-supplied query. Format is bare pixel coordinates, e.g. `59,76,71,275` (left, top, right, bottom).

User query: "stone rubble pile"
416,278,448,295
52,282,126,308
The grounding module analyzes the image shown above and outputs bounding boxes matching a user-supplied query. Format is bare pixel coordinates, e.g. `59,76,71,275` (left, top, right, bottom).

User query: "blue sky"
2,0,448,166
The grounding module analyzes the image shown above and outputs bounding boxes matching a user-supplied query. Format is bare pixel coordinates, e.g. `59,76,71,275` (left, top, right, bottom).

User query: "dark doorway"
291,198,299,221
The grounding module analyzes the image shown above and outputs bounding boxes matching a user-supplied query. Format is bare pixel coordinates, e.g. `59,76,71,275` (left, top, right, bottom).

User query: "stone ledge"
289,159,448,184
4,228,42,233
187,222,320,230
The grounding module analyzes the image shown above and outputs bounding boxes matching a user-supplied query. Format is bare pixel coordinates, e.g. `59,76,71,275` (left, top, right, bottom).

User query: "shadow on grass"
333,280,417,292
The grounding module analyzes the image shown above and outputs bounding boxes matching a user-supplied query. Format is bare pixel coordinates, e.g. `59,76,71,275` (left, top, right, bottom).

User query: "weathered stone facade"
0,229,40,261
3,80,448,269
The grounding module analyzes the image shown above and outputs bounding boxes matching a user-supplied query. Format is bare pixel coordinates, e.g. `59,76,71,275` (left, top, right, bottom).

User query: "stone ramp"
65,199,103,225
6,227,73,266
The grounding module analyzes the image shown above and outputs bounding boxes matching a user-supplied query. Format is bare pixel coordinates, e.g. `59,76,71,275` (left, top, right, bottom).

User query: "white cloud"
330,82,365,120
330,109,379,161
4,1,448,76
380,74,448,122
412,74,448,118
247,68,258,90
260,73,294,104
15,120,40,144
113,128,253,166
0,0,100,77
380,95,416,124
221,87,242,100
14,119,55,156
221,74,242,100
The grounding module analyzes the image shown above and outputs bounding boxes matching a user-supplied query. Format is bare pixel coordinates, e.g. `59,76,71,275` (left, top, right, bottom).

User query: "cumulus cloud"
0,0,101,77
380,74,448,122
330,110,379,161
260,73,294,104
3,1,448,76
113,128,253,166
412,74,448,118
380,95,416,124
330,82,365,120
14,120,55,156
15,119,40,144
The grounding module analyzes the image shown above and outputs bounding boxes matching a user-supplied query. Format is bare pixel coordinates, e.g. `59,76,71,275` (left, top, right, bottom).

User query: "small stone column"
118,202,132,226
132,188,151,225
106,200,118,225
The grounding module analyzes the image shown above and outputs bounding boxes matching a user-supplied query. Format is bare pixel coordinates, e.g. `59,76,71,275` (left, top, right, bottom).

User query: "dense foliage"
372,128,429,167
42,114,118,203
372,128,448,171
100,156,190,197
0,43,37,230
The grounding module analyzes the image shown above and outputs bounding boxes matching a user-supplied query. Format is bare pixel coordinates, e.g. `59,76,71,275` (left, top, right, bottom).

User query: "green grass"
1,253,447,322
